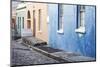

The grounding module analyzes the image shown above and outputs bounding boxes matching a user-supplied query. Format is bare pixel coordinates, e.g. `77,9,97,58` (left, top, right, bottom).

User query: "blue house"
48,4,96,58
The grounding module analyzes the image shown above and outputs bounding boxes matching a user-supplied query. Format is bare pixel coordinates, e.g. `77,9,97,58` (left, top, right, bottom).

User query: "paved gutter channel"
22,42,70,63
23,42,95,63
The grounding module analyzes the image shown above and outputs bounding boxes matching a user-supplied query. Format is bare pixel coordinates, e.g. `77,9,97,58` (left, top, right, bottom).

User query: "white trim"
75,26,86,34
57,29,64,34
47,16,49,24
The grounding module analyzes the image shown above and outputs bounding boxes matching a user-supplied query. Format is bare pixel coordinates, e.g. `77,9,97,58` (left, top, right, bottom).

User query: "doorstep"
22,36,47,46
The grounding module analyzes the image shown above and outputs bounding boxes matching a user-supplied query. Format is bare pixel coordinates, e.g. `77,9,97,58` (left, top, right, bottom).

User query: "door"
33,10,36,36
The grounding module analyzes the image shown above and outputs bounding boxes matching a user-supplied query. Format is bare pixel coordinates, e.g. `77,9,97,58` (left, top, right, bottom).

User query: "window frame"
57,4,64,34
75,5,86,34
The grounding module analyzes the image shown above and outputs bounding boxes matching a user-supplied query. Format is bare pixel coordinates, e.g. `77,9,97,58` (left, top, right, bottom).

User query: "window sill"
75,26,86,34
38,30,42,33
57,29,64,34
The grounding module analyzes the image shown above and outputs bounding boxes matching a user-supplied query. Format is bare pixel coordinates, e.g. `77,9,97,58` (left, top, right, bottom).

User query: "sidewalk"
22,36,95,63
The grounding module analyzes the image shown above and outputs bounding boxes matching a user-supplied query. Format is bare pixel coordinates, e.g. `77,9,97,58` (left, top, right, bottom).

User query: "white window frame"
75,5,86,34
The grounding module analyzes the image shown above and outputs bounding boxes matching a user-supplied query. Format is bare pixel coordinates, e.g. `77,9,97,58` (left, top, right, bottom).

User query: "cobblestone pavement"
11,40,59,66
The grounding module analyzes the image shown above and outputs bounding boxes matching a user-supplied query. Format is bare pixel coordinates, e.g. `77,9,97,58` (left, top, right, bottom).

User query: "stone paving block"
51,52,80,58
66,56,95,62
51,52,95,62
30,46,95,63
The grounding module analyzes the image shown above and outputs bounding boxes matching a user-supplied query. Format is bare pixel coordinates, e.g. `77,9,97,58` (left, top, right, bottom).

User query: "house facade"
16,3,48,42
48,4,96,58
16,3,96,58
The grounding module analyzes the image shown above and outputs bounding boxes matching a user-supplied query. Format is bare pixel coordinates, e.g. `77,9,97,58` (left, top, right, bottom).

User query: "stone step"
22,36,47,46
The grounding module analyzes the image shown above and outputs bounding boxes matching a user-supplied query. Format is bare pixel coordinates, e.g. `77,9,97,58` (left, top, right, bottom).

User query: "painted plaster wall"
36,3,48,43
48,4,96,58
16,3,48,40
31,3,48,42
16,7,33,37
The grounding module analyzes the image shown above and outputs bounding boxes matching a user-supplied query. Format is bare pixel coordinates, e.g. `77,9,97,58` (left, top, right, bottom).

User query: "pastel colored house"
16,2,96,58
48,4,96,58
16,2,48,42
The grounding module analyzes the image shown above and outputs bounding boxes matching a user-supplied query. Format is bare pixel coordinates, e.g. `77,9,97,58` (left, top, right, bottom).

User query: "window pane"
27,10,31,19
20,17,21,28
80,5,85,27
27,20,31,29
58,4,63,30
38,9,41,31
22,17,24,28
18,17,19,29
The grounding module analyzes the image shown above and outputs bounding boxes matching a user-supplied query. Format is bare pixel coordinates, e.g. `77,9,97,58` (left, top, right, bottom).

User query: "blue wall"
48,4,96,58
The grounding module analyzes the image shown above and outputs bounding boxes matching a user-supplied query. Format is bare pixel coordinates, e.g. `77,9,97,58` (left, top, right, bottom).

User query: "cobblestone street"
11,40,59,66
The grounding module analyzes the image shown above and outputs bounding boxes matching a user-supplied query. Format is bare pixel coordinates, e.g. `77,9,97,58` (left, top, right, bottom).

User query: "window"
20,17,21,28
17,17,19,29
27,20,31,29
17,17,21,29
22,17,24,28
11,18,15,29
75,5,86,34
80,6,85,27
57,4,64,33
27,10,31,19
38,9,42,31
27,10,31,29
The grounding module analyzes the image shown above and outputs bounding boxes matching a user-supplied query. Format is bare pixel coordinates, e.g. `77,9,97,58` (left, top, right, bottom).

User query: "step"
22,36,47,46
